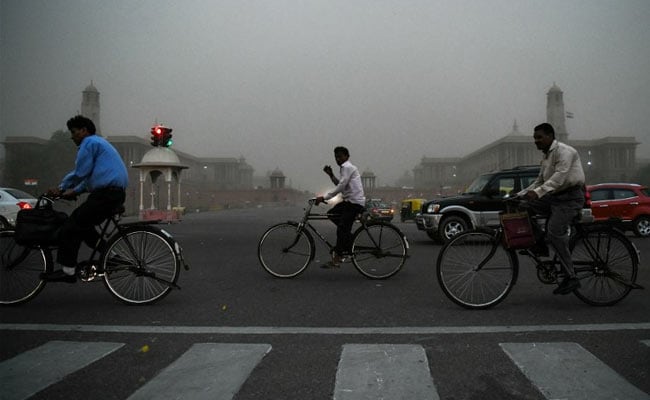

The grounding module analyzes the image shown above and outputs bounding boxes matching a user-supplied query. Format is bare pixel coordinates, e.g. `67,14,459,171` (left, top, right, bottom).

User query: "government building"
412,84,641,194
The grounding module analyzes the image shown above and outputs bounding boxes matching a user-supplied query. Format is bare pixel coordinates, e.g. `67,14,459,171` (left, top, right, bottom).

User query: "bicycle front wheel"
258,222,313,278
571,226,638,306
436,230,517,309
102,226,179,305
0,231,48,305
351,223,408,279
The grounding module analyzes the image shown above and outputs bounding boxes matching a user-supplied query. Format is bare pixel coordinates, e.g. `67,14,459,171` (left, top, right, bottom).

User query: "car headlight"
426,203,440,213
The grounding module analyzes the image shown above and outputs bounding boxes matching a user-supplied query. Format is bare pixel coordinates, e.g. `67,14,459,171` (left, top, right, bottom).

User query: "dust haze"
2,0,649,192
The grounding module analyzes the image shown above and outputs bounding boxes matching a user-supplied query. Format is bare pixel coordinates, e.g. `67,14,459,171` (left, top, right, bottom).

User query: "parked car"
365,199,394,221
416,166,593,243
0,187,37,228
400,198,426,222
587,183,650,237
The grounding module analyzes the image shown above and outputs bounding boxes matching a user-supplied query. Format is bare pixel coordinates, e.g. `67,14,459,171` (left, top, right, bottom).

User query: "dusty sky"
1,0,649,192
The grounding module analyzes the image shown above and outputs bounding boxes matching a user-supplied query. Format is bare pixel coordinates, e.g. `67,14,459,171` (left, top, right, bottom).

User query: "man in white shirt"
519,123,586,295
315,146,366,268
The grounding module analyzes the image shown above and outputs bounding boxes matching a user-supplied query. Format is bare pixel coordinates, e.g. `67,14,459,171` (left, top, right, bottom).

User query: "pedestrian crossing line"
0,340,125,400
500,342,649,400
334,344,439,400
127,343,272,400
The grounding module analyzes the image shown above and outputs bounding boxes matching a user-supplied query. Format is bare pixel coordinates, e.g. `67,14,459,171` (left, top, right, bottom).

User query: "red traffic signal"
150,125,173,147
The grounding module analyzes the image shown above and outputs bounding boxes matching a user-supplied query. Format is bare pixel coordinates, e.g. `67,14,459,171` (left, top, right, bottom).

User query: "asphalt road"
1,205,649,400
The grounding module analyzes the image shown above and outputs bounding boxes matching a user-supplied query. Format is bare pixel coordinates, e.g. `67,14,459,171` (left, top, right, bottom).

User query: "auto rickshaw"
400,198,426,222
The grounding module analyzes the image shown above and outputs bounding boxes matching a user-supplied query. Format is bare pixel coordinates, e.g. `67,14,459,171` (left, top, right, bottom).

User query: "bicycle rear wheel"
571,226,638,306
102,226,179,305
258,222,313,278
0,230,48,305
351,223,407,279
436,230,517,309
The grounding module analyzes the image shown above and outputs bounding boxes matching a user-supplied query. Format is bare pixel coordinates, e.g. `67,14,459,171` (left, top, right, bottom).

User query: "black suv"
416,166,542,243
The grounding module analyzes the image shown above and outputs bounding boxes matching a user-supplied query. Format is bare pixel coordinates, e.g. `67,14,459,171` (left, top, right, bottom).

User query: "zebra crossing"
1,340,648,400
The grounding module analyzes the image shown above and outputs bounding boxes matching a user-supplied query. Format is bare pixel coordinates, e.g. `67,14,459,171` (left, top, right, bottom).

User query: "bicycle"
258,198,409,279
0,195,189,305
436,198,643,309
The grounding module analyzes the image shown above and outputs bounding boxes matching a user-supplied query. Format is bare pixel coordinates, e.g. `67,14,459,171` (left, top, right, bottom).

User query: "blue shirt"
59,135,128,193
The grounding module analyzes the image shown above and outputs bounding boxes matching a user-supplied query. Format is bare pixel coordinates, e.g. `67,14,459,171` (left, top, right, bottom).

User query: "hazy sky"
2,0,649,192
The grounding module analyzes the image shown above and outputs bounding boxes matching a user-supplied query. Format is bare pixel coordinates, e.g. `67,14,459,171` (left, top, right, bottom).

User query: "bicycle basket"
14,199,68,246
500,212,535,249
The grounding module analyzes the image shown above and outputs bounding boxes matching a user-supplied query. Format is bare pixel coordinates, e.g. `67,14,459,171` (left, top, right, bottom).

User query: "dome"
136,147,183,166
547,82,562,93
270,167,285,177
84,80,98,92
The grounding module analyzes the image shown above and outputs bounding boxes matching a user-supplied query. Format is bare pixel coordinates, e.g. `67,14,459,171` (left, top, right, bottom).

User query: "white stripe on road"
0,340,124,400
127,343,271,400
334,344,439,400
500,342,648,400
1,322,649,335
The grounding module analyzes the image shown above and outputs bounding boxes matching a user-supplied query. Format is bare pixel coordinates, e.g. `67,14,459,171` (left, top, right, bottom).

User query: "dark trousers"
527,186,584,276
56,188,125,268
327,201,365,255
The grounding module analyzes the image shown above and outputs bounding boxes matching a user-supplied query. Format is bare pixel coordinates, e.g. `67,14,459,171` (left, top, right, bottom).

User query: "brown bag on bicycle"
500,212,535,249
14,199,68,246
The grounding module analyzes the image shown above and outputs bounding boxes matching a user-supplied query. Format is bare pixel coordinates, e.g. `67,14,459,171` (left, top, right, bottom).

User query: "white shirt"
521,140,585,198
324,160,366,206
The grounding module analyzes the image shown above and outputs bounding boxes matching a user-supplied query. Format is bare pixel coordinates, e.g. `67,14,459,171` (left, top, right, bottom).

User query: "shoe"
320,261,341,269
553,277,580,295
40,270,77,283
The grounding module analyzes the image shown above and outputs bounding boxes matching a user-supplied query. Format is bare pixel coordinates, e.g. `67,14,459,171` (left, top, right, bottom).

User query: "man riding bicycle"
41,115,128,283
315,146,366,268
518,122,586,295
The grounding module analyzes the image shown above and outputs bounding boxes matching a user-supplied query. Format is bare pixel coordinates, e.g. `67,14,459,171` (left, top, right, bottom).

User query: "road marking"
642,340,650,347
127,343,271,400
1,322,649,335
0,340,124,400
500,342,648,400
334,344,439,400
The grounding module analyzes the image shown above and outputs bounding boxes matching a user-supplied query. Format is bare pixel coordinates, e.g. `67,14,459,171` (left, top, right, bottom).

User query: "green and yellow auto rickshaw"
400,198,426,222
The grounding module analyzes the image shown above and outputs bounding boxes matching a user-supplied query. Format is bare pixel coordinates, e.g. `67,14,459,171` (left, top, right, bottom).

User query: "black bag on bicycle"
14,198,68,246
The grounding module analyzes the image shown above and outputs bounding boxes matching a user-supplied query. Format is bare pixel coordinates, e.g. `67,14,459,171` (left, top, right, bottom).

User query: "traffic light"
150,125,173,147
150,125,163,147
161,127,173,147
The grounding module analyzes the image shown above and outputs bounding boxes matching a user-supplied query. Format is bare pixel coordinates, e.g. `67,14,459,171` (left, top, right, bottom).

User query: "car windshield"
464,174,493,194
4,188,35,199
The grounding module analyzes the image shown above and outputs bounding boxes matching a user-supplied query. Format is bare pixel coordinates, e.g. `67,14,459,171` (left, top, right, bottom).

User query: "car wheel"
439,215,469,243
632,215,650,237
0,215,12,230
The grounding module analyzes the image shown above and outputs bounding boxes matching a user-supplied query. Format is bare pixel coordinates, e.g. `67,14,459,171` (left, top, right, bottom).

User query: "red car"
587,183,650,237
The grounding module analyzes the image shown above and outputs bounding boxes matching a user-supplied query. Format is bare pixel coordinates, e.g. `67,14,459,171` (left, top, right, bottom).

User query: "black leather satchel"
14,199,68,246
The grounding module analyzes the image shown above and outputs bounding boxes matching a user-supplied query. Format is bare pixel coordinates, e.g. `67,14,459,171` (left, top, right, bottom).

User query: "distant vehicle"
400,198,426,222
587,183,650,238
416,166,593,243
0,187,37,228
365,199,394,222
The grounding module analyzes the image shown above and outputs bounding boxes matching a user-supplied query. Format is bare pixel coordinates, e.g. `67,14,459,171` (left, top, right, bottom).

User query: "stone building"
413,84,640,192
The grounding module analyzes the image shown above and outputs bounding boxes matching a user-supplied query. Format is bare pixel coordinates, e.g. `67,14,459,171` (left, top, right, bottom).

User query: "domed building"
132,147,188,221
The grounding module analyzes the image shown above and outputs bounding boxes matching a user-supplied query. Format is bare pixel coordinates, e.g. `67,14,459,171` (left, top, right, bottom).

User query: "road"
1,205,649,400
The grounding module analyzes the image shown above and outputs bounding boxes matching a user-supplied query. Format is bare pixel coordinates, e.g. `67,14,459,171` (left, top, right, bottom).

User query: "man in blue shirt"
41,115,128,282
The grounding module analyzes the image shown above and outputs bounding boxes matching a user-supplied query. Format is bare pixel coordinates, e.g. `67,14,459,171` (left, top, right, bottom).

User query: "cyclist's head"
67,115,97,135
333,146,350,166
534,123,555,139
533,123,555,152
